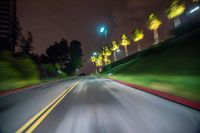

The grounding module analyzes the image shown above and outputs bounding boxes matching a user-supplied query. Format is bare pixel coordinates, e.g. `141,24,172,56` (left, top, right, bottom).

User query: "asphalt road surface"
0,76,200,133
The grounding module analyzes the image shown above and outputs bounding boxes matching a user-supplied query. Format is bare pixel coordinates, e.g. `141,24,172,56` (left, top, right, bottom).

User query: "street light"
99,26,107,41
93,52,97,56
116,49,120,53
100,27,105,33
188,6,200,14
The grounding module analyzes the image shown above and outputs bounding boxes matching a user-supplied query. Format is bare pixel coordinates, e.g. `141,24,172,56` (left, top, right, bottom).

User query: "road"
0,76,200,133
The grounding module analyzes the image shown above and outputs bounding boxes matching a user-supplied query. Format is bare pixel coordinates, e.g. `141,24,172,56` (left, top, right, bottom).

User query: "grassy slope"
0,52,67,91
103,30,200,101
0,53,40,91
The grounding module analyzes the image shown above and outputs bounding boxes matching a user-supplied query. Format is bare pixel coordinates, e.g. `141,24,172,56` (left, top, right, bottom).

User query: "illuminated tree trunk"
99,66,102,72
137,43,141,52
113,51,117,61
174,17,181,28
124,45,128,56
153,29,159,44
76,68,79,76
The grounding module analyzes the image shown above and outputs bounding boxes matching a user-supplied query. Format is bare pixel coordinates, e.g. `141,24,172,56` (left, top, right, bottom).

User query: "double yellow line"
16,81,80,133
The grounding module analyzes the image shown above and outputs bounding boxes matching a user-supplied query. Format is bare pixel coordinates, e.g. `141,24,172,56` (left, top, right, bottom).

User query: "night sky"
17,0,173,74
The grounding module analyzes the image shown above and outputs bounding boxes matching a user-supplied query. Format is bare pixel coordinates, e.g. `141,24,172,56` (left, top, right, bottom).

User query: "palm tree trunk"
174,17,181,28
76,68,79,76
153,29,159,44
124,45,128,56
99,66,102,72
113,51,117,61
137,43,141,52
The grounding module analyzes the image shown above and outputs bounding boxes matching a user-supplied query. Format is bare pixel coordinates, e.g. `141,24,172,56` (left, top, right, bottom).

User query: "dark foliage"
20,31,34,55
67,40,83,73
45,39,83,75
46,39,69,65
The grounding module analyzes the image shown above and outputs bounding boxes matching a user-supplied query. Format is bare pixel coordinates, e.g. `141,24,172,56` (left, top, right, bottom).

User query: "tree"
20,31,34,55
68,40,83,75
91,56,97,73
46,39,69,65
111,41,119,61
147,14,162,44
167,0,186,28
46,39,83,75
40,54,51,64
91,56,97,63
46,38,69,76
120,34,130,56
95,54,103,72
102,46,112,65
131,29,144,52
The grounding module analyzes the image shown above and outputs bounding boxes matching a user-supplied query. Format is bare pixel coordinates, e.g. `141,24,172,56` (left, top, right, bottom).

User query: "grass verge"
102,30,200,101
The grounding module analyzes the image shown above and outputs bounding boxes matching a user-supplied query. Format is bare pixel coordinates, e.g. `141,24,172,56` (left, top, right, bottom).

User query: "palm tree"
103,56,111,65
147,13,162,44
91,56,97,73
167,0,185,28
102,46,112,65
95,54,103,72
111,41,119,61
120,34,130,56
131,29,144,52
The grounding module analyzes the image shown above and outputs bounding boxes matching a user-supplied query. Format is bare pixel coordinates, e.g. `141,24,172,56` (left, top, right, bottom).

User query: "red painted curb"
110,78,200,111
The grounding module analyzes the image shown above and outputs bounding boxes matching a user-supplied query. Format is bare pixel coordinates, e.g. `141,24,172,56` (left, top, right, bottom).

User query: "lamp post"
99,26,108,42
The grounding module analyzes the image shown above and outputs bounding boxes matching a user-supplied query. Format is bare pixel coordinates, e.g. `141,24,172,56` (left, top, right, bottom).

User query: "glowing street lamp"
99,26,108,40
189,6,200,14
93,52,97,56
100,27,105,33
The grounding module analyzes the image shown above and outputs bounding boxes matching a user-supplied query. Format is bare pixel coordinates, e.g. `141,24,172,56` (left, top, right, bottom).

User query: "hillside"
103,30,200,101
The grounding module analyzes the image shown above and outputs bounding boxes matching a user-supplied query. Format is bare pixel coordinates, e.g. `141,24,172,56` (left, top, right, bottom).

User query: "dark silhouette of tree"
30,53,39,63
45,39,83,75
40,54,51,64
46,38,69,65
68,40,83,71
20,31,34,55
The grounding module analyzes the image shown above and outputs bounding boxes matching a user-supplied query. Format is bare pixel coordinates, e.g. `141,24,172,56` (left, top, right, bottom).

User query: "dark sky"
17,0,173,74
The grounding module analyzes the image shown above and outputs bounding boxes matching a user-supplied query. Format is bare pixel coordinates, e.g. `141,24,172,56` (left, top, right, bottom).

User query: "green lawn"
102,30,200,101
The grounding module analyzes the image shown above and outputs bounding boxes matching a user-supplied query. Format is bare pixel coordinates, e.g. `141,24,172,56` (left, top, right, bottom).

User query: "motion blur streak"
34,77,200,133
16,81,79,133
0,77,200,133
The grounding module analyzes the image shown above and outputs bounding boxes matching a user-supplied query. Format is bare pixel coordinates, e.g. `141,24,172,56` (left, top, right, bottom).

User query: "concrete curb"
0,80,57,97
110,78,200,111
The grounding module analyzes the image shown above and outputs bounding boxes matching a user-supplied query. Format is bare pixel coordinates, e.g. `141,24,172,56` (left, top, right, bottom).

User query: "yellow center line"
16,81,80,133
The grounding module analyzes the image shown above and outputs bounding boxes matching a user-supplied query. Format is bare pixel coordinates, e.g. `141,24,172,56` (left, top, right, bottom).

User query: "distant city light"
100,27,105,33
189,6,200,14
